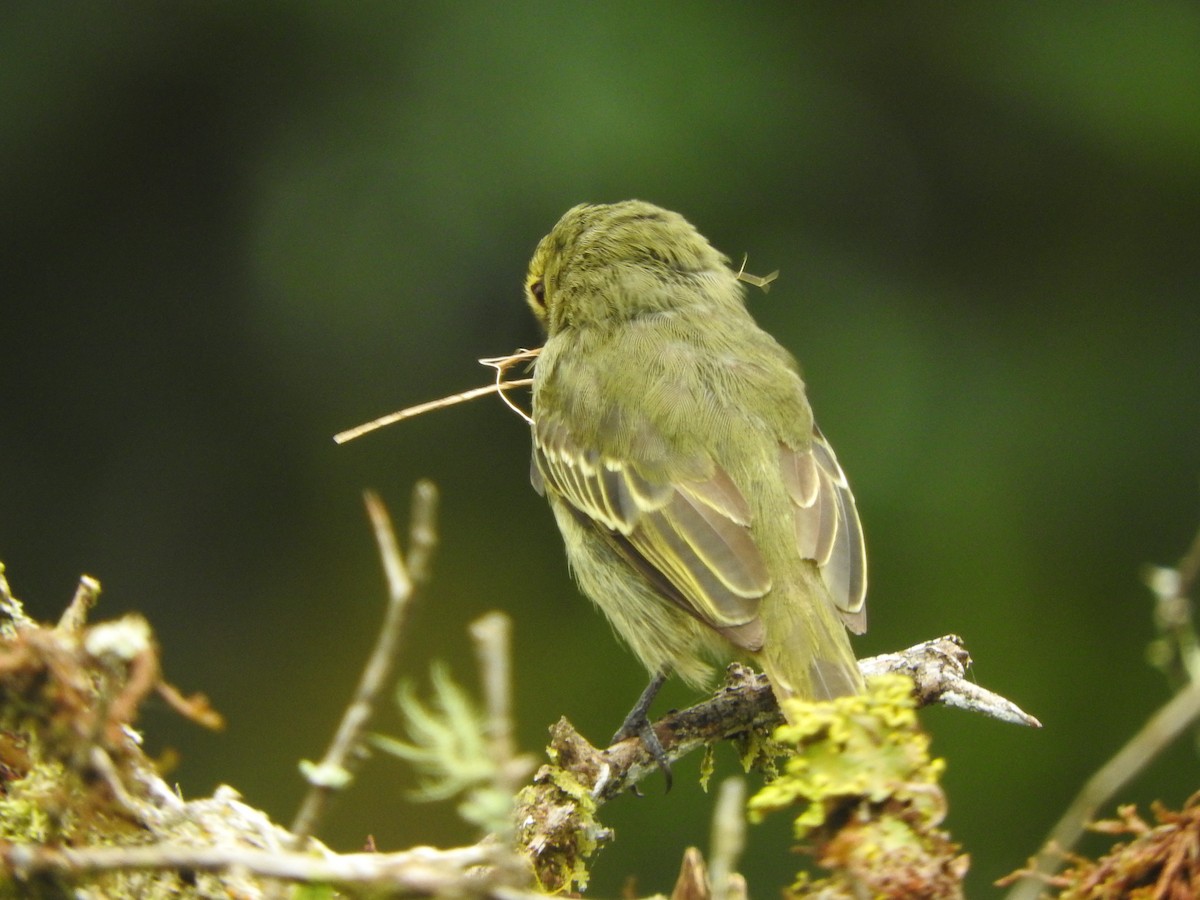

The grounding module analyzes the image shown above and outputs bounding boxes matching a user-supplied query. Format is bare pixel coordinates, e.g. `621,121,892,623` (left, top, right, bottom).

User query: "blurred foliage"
1,2,1198,895
1046,796,1200,899
373,662,512,835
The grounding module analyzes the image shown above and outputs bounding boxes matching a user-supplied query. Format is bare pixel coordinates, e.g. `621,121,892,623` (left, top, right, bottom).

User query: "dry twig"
287,482,439,847
1,838,539,897
470,613,538,831
334,348,540,444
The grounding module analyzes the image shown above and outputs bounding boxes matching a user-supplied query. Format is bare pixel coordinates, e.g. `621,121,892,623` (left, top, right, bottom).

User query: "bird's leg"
611,670,672,790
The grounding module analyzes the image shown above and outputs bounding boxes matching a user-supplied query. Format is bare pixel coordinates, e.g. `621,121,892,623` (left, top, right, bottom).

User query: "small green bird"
524,201,866,754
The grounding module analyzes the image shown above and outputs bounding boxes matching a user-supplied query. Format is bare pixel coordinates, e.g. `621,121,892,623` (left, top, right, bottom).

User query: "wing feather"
780,428,868,633
532,421,771,647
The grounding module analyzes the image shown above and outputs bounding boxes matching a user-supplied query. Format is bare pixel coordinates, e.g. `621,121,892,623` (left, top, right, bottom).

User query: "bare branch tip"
362,488,382,512
411,479,439,518
57,574,103,633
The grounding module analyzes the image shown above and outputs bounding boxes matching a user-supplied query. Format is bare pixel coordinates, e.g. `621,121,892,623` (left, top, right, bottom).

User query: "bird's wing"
778,427,867,632
531,417,771,651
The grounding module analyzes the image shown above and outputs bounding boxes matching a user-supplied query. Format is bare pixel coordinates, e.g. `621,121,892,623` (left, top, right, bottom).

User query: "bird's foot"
611,671,672,791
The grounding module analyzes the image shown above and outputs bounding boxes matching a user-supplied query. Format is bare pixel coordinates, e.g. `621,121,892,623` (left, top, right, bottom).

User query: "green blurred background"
3,2,1198,894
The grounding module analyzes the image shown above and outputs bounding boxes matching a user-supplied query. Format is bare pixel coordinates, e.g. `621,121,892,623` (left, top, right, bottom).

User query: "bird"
522,201,867,771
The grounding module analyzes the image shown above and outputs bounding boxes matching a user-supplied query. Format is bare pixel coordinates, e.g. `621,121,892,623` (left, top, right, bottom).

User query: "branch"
288,482,439,846
515,634,1036,891
859,634,1041,727
608,635,1034,800
0,835,536,898
0,527,1035,898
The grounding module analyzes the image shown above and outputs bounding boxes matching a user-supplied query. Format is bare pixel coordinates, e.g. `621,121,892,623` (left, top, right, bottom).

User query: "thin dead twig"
287,482,439,847
334,347,540,444
1,840,535,897
470,612,537,810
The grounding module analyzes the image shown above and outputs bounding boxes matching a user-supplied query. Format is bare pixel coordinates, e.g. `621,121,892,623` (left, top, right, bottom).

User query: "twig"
520,634,1035,818
56,574,102,633
406,479,440,584
287,482,439,847
334,382,533,444
87,746,149,824
733,256,779,293
333,348,540,444
1145,525,1200,685
470,613,535,806
1004,678,1200,900
0,840,537,897
858,634,1041,728
479,348,541,424
468,613,538,865
708,778,746,900
471,613,516,774
155,680,225,730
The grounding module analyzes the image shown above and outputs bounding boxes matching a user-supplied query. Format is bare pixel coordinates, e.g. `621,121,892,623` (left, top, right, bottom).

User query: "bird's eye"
529,279,546,306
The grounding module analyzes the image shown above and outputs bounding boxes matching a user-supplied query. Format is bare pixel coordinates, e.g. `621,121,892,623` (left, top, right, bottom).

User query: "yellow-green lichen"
699,745,716,791
511,757,614,895
0,760,68,844
748,674,965,899
749,674,944,835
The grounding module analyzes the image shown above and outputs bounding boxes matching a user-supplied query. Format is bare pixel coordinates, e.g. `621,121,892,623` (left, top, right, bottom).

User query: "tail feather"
755,577,863,721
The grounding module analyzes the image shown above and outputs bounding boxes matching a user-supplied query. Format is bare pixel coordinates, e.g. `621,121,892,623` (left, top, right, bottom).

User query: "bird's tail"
755,573,863,722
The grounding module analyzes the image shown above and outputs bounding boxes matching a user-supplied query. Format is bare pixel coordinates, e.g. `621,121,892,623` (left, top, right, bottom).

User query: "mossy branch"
0,487,1042,899
513,635,1035,893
